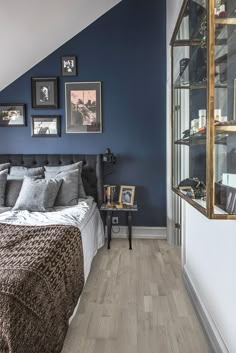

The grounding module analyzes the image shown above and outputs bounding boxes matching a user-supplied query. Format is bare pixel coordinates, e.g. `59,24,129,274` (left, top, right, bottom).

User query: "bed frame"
0,154,103,206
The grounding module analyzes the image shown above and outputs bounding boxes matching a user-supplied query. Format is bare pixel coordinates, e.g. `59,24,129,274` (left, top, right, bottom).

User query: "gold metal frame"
170,0,236,219
119,186,135,206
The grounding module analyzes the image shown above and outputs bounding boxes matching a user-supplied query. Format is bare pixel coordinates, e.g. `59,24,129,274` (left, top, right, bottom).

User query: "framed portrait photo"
119,185,136,206
61,56,77,76
65,81,102,133
31,77,58,109
31,115,61,137
0,104,26,127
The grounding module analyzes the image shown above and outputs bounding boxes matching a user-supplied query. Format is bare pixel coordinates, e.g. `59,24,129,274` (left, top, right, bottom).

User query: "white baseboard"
183,267,229,353
105,226,167,239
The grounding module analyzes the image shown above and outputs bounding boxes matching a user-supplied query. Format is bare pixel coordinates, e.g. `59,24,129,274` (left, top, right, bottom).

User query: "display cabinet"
171,0,236,218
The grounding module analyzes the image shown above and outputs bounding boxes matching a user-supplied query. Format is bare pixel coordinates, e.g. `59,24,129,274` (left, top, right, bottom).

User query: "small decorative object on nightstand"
103,185,117,205
100,202,138,250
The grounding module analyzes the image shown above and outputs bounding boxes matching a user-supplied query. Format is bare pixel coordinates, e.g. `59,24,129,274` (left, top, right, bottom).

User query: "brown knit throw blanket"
0,223,84,353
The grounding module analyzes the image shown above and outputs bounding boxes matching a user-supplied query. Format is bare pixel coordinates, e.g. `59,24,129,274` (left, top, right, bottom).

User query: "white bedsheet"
0,197,105,281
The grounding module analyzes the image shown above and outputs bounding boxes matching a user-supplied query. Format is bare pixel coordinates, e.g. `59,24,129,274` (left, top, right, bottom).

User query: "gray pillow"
6,175,43,207
0,169,8,207
0,163,10,172
45,169,83,206
10,166,44,178
5,179,23,207
45,165,86,200
13,177,62,212
44,161,83,174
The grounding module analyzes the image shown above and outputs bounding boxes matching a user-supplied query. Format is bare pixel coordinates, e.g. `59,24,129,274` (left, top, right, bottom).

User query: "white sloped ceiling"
0,0,121,91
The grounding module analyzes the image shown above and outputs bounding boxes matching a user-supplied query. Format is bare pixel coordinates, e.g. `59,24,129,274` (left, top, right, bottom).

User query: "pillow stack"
6,166,45,207
44,161,86,206
0,161,87,212
13,177,63,212
6,166,44,207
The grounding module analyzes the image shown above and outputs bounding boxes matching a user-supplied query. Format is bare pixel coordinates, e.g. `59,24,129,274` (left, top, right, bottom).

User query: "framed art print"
0,104,26,126
119,185,136,206
65,81,102,133
31,77,58,109
31,115,60,137
61,56,77,76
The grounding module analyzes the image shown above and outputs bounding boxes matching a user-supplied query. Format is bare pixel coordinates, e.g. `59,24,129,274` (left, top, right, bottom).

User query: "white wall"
0,0,121,91
166,1,236,352
185,203,236,353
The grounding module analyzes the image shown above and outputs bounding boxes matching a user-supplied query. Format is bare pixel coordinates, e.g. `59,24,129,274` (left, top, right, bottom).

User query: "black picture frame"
61,56,77,76
65,81,102,133
31,77,58,109
31,115,61,137
0,104,26,127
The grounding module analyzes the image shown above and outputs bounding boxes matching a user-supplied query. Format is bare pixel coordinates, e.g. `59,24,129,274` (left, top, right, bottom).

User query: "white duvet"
0,197,105,281
0,197,91,227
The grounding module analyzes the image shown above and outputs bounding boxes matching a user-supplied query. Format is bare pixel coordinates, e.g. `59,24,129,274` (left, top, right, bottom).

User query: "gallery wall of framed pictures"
0,55,102,137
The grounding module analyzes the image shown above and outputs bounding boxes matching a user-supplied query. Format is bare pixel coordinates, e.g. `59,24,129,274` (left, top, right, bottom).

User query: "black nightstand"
100,202,138,250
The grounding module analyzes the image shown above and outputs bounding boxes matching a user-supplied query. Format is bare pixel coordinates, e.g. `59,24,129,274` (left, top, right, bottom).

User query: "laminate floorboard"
62,239,212,353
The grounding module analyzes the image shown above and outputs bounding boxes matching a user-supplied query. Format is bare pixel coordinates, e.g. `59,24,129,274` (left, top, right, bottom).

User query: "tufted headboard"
0,154,103,206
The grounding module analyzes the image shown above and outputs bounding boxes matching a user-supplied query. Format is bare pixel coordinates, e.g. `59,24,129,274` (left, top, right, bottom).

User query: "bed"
0,154,105,353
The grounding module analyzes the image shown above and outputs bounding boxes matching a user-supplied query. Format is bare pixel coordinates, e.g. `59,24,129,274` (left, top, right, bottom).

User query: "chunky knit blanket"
0,223,84,353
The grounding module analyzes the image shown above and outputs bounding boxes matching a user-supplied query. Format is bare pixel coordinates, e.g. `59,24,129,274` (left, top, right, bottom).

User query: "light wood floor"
62,239,212,353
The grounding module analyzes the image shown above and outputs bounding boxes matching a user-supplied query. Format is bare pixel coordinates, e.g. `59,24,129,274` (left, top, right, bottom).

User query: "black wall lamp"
102,148,116,164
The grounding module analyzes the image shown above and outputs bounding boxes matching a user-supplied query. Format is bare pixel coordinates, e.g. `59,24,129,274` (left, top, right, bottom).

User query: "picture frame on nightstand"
119,185,135,206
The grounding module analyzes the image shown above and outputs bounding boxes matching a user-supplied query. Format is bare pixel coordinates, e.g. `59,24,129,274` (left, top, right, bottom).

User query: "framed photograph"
31,77,58,109
31,116,60,137
61,56,77,76
119,185,136,206
65,81,102,133
0,104,26,127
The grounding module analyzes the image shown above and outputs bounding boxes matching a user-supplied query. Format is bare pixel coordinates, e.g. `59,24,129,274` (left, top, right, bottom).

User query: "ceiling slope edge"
0,0,122,91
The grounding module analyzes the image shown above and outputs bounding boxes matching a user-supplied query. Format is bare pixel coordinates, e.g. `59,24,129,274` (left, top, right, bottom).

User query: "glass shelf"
171,0,236,219
215,18,236,25
173,189,230,215
173,82,227,90
175,121,236,144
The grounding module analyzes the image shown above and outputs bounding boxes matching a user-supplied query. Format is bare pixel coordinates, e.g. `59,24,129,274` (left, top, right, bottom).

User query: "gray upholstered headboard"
0,154,103,206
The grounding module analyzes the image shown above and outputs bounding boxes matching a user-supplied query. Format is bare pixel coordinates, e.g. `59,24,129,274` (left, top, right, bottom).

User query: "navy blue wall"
0,0,166,226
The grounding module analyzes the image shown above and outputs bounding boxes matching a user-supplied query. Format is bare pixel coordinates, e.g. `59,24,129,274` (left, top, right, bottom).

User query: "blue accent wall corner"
0,0,167,226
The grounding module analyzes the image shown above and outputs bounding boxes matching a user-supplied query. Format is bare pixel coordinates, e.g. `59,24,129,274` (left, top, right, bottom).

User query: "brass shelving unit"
171,0,236,219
